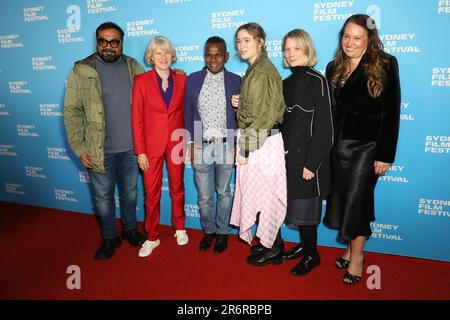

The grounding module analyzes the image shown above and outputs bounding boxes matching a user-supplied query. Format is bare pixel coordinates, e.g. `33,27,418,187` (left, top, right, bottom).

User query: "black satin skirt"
323,139,378,240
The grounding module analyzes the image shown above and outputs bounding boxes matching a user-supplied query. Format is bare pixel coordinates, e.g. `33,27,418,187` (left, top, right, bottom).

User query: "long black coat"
325,53,401,163
282,66,334,200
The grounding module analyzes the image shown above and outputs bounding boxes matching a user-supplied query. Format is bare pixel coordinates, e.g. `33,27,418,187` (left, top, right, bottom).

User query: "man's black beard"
97,49,121,63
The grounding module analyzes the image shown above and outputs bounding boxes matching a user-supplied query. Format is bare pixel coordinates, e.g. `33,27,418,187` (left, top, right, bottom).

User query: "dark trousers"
271,229,284,250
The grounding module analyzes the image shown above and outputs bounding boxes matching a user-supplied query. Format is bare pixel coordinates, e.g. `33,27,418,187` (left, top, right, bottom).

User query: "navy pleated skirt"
286,197,322,226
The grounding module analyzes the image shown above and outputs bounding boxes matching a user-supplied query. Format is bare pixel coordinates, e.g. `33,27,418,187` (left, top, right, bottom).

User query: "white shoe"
138,239,160,257
174,230,189,246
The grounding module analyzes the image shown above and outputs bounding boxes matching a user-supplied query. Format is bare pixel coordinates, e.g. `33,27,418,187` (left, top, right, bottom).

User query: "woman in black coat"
323,14,401,285
281,29,333,276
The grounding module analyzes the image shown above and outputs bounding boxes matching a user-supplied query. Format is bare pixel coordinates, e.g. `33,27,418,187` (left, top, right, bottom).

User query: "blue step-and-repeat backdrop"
1,0,449,261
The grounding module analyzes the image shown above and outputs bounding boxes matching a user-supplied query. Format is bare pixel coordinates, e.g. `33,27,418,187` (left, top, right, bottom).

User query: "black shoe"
94,237,121,259
282,243,305,260
199,233,215,251
121,229,146,247
247,246,283,266
250,242,265,255
291,255,320,276
214,234,228,254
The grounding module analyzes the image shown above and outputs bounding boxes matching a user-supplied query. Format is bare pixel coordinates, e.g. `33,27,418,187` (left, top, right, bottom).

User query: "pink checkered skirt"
230,132,287,248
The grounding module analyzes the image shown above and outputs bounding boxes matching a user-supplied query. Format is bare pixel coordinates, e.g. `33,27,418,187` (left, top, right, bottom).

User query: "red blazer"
132,69,187,157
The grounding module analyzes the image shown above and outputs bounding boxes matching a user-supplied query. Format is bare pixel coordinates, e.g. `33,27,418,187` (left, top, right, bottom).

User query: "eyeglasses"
97,38,121,48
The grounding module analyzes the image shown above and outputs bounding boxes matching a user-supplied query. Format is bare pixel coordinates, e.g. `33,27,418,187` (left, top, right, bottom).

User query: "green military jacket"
237,52,285,156
63,53,144,173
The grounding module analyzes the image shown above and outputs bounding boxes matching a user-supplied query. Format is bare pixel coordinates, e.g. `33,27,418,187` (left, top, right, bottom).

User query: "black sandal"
335,256,350,269
342,271,361,285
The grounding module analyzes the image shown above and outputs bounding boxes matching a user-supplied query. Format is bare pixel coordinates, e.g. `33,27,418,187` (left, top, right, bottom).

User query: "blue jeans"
88,150,139,239
193,142,234,235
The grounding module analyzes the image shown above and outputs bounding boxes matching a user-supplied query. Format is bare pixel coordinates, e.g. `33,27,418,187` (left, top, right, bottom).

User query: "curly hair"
330,14,388,98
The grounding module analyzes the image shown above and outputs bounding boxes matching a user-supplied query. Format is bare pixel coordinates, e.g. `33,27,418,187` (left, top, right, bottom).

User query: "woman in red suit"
132,36,188,257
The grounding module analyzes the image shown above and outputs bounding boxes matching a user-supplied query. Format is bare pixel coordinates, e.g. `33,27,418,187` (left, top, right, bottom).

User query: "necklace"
157,69,169,92
161,77,169,92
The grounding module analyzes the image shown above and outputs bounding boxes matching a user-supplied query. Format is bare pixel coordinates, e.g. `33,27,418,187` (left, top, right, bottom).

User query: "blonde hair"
145,36,177,65
282,29,317,67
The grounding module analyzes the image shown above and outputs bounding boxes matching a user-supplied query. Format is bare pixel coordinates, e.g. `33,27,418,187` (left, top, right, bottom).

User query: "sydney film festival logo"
175,44,203,63
0,34,24,49
418,198,450,218
87,0,117,14
126,19,159,37
57,5,84,44
5,183,26,196
312,1,356,22
211,9,246,30
32,57,56,71
0,145,17,157
23,6,48,22
380,33,420,54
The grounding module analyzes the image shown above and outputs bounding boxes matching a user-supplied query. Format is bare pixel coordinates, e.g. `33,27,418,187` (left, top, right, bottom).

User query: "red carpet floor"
0,201,449,300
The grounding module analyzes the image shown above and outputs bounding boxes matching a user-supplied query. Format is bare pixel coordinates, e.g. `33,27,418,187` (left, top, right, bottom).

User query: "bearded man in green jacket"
64,22,146,259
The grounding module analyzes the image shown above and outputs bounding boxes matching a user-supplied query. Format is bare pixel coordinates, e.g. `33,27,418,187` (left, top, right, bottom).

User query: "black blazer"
282,66,334,199
325,53,401,163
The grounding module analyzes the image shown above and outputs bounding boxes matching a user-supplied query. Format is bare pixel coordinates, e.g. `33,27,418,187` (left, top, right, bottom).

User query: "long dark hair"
330,14,388,98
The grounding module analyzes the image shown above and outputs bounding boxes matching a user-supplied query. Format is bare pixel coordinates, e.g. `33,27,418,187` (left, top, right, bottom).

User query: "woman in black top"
281,29,333,276
323,14,401,284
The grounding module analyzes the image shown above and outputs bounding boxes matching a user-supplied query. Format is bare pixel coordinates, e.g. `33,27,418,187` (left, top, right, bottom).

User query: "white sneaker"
138,239,160,257
174,230,189,246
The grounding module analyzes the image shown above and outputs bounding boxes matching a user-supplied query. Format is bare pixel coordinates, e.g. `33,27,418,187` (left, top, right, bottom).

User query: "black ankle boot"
247,243,284,267
250,242,265,255
121,229,146,247
199,233,216,251
94,237,122,259
214,234,228,254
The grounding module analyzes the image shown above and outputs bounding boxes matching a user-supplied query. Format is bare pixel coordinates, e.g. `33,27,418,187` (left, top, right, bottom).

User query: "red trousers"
143,145,185,241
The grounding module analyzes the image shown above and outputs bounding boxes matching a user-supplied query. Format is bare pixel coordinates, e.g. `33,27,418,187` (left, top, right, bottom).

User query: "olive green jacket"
237,52,285,156
63,53,144,173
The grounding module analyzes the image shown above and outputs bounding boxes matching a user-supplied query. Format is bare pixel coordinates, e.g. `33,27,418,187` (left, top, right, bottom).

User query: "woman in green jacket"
230,22,287,267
